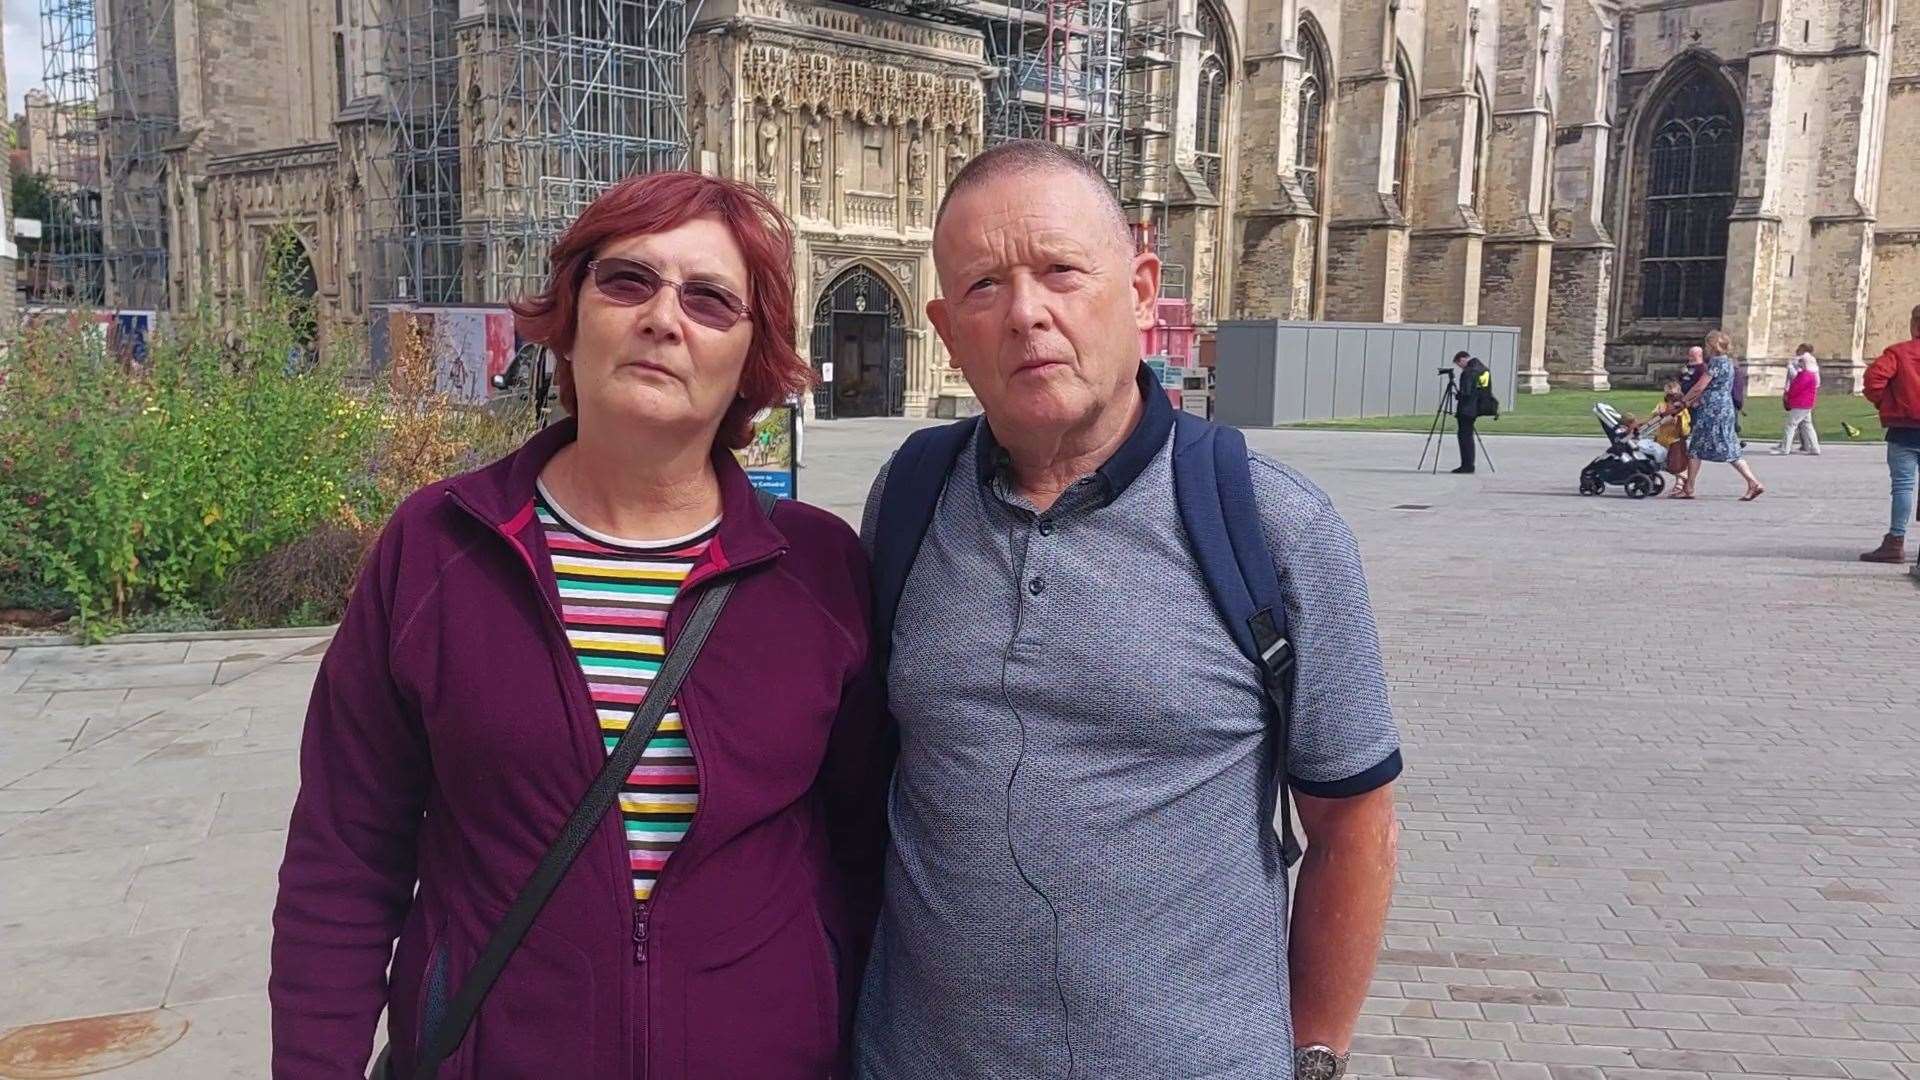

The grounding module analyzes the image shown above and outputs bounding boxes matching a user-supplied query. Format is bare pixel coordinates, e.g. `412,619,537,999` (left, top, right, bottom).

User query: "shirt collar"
974,363,1175,504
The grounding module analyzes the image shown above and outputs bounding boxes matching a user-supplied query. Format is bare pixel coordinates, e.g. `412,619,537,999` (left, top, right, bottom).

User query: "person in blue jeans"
1860,305,1920,569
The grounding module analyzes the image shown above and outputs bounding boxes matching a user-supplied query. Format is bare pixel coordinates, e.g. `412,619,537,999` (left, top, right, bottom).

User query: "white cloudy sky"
6,0,44,115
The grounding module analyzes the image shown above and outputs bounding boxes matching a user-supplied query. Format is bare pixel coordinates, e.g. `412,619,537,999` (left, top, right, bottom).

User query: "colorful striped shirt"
536,482,716,902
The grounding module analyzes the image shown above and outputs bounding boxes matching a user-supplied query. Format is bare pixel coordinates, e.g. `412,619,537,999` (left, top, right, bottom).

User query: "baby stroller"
1579,403,1667,499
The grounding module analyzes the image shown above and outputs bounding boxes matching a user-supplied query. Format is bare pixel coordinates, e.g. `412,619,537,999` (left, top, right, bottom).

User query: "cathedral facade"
90,0,1917,409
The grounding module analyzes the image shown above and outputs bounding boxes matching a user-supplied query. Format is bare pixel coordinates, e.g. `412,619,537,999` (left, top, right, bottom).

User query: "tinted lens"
593,260,660,304
680,283,744,330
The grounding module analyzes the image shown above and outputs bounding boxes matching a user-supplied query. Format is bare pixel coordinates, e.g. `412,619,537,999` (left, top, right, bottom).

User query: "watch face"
1295,1047,1340,1080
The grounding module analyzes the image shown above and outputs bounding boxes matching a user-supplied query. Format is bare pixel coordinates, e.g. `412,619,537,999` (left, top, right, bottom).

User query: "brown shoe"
1860,533,1908,563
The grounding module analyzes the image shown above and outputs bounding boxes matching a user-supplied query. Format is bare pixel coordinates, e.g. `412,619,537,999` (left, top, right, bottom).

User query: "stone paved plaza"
2,424,1917,1078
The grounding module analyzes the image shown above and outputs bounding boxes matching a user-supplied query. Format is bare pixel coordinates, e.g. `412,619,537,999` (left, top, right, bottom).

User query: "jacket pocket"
463,918,598,1076
685,902,838,1078
418,937,449,1058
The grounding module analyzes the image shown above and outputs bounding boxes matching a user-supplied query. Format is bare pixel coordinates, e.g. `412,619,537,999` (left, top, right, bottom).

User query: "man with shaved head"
853,139,1403,1079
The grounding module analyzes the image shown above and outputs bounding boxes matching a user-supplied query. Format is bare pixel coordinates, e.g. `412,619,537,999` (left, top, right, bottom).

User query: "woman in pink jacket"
1773,343,1821,455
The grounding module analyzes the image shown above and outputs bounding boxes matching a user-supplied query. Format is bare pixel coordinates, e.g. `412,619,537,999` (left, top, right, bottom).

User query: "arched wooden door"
809,266,906,419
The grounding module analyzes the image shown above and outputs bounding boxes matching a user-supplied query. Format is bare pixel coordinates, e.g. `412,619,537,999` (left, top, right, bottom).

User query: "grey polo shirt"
853,370,1402,1080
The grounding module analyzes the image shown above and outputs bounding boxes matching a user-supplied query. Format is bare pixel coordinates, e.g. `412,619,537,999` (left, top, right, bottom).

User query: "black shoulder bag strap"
398,491,771,1079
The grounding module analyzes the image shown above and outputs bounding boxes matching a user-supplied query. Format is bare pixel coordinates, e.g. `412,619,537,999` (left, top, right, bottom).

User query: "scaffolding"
37,0,105,304
98,0,177,310
35,0,175,309
841,0,1174,278
356,0,700,307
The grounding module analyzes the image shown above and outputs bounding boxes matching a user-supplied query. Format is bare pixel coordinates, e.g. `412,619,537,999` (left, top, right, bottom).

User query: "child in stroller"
1579,402,1669,498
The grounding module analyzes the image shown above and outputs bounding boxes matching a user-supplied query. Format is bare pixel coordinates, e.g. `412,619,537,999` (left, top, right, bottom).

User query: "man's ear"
1131,249,1162,330
927,297,952,350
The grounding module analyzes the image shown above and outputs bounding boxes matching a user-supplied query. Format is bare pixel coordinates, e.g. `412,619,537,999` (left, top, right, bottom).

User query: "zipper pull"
633,901,649,963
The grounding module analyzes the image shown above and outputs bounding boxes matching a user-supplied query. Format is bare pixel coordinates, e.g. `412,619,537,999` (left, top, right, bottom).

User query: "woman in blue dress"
1682,329,1766,501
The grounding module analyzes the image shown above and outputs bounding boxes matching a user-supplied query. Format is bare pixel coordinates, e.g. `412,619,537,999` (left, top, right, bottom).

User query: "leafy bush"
122,603,222,636
1,302,378,633
2,296,537,639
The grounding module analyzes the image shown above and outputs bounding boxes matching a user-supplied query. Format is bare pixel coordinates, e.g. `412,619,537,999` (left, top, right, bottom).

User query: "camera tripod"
1416,370,1496,474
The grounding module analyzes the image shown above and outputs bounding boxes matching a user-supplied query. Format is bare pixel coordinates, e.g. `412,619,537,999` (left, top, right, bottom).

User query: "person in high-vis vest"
1451,350,1498,474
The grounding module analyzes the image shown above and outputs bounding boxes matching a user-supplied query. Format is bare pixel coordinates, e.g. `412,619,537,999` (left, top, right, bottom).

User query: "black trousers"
1456,414,1477,471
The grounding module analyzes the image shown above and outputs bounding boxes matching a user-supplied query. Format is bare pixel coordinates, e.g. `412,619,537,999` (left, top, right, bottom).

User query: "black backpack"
867,411,1306,867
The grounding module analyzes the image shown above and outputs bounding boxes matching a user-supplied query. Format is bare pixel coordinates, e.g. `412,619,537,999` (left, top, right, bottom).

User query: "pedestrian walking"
854,139,1402,1080
1772,345,1822,455
1859,305,1920,571
1680,330,1766,500
270,171,892,1080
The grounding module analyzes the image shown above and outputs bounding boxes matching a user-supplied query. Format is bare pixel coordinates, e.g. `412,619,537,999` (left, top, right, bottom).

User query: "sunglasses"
586,257,750,332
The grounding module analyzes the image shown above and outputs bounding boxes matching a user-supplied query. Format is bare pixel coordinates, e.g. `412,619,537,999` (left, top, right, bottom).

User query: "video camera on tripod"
1416,357,1495,474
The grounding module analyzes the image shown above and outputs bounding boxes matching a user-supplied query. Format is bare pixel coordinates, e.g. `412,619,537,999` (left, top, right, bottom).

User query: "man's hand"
1288,783,1399,1054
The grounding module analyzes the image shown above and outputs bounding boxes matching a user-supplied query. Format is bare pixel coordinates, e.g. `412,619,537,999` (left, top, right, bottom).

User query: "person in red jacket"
1860,305,1920,567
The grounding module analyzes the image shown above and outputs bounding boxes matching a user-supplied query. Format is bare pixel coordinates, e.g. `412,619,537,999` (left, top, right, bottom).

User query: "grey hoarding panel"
1215,322,1277,426
1275,324,1309,423
1389,331,1424,416
1333,328,1367,417
1363,328,1397,416
1213,320,1525,425
1303,328,1340,420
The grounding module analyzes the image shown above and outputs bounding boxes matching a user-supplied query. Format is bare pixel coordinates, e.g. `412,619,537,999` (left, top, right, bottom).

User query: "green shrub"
122,603,222,636
2,293,540,639
1,303,380,634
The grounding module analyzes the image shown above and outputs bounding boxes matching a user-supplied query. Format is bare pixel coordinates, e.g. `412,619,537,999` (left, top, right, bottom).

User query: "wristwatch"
1294,1044,1349,1080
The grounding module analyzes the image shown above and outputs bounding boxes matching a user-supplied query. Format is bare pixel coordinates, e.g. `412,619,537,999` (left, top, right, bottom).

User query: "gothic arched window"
1391,53,1416,209
1468,76,1491,215
1636,70,1740,320
1195,2,1230,196
1294,20,1328,209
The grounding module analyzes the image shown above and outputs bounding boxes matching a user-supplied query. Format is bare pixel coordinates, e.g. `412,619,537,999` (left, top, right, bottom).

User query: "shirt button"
1036,519,1054,536
1028,577,1046,596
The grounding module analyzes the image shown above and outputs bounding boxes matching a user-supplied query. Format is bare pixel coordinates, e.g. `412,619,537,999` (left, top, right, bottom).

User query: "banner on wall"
369,305,515,401
735,403,798,499
110,312,154,367
22,307,154,366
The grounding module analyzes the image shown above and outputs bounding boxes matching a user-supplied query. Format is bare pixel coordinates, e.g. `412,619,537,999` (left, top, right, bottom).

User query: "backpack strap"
870,418,980,669
1170,412,1304,868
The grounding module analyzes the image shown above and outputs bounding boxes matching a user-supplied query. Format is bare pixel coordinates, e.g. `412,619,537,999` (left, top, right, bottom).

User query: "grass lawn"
1292,389,1887,443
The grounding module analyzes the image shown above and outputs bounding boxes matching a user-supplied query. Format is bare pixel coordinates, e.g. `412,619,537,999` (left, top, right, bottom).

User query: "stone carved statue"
502,115,522,186
907,129,929,194
802,113,825,183
757,113,781,180
946,132,969,180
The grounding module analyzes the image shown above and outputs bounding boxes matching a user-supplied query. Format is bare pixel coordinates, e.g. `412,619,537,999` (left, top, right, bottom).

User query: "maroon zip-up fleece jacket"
270,418,893,1079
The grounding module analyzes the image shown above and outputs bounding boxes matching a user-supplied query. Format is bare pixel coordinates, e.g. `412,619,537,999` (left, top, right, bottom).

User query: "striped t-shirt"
536,483,716,902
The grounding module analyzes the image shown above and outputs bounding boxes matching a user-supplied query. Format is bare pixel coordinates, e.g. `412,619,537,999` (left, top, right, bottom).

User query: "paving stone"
21,662,222,694
0,795,219,859
164,924,272,1006
0,929,188,1029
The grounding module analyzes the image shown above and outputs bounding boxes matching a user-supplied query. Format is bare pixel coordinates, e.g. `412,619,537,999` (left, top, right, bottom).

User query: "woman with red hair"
271,173,891,1079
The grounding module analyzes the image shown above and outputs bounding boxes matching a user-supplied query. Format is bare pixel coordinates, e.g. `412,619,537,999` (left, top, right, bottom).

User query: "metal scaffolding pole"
36,0,175,310
840,0,1169,267
99,0,177,310
37,0,105,304
357,0,700,307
